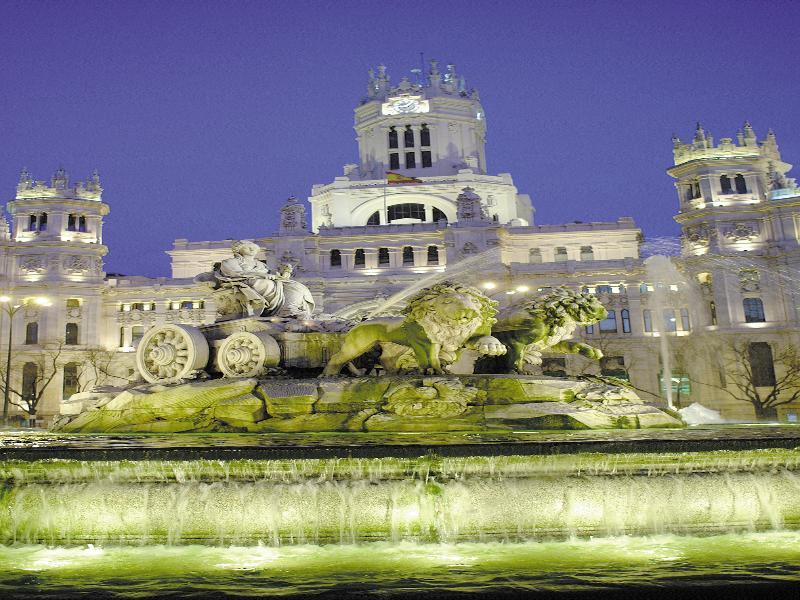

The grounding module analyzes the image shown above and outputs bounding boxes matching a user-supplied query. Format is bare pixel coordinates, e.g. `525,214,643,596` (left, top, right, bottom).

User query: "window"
63,363,79,398
580,246,594,260
367,211,380,226
28,214,37,231
660,372,691,398
748,342,776,386
686,180,701,201
599,309,617,333
22,363,37,401
402,246,414,266
427,245,439,265
180,300,194,310
404,125,414,147
585,324,594,335
66,298,81,309
78,215,87,232
680,308,691,331
743,298,765,323
643,309,653,332
389,153,400,170
354,249,365,268
405,152,416,169
65,323,79,345
432,207,447,223
554,247,568,262
596,285,612,295
38,213,47,231
388,203,425,222
621,309,631,333
710,301,718,325
720,175,732,194
378,247,390,266
119,327,126,348
663,309,677,332
529,248,542,264
420,124,430,146
601,356,627,379
67,214,77,231
388,127,398,149
330,249,341,268
131,325,145,348
421,150,432,168
735,174,747,194
25,322,38,345
131,302,145,311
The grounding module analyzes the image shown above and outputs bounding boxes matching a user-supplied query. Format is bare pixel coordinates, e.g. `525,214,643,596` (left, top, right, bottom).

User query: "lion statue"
492,287,608,373
322,281,506,376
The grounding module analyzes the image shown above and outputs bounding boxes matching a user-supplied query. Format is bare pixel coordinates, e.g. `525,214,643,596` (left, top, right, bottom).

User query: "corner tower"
352,61,486,179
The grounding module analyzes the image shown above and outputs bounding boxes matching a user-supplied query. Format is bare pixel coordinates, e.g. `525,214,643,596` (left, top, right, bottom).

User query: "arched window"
388,127,398,149
427,245,439,265
420,124,431,146
720,175,732,194
22,363,38,401
28,214,37,231
119,326,126,348
330,249,342,268
63,363,79,398
354,249,365,268
404,125,414,147
65,323,79,345
743,298,765,322
554,247,568,262
38,213,47,231
599,309,617,333
748,342,776,386
663,309,677,332
131,325,145,347
734,174,747,194
388,203,425,222
621,309,631,333
78,215,87,232
367,211,380,226
67,214,77,231
402,246,414,266
432,207,447,223
378,247,390,266
580,246,594,260
25,322,38,345
529,248,542,264
643,309,653,332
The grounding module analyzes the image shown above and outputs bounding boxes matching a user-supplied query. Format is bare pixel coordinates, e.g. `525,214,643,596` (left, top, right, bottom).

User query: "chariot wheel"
216,331,281,378
136,324,210,383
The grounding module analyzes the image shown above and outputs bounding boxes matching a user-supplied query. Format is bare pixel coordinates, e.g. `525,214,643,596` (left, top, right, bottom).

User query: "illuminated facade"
2,62,800,423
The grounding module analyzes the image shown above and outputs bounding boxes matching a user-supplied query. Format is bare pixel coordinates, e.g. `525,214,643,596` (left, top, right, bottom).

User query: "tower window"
388,203,425,222
67,214,77,231
38,213,47,231
388,127,398,149
378,247,390,266
427,245,439,265
389,153,400,170
404,125,414,147
720,175,732,194
65,323,79,345
735,174,747,194
330,249,342,268
367,211,380,226
420,124,431,146
421,150,432,168
405,152,416,169
28,214,37,231
354,249,365,268
78,215,87,232
25,322,38,345
432,207,447,223
743,298,765,322
402,246,414,266
748,342,776,386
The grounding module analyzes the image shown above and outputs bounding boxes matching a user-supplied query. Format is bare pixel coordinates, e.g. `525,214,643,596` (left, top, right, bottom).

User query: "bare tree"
75,347,128,392
0,341,65,423
692,339,800,420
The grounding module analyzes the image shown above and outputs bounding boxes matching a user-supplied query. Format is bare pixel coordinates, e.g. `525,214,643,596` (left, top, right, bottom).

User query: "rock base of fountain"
53,375,681,433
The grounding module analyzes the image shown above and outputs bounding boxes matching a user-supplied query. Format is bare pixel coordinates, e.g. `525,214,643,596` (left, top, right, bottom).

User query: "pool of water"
1,532,799,598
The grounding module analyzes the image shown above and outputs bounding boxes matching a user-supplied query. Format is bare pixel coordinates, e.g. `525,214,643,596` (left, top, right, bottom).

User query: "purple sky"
2,1,798,277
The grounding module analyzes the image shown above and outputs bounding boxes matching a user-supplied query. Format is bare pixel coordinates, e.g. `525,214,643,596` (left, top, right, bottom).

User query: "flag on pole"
386,171,424,185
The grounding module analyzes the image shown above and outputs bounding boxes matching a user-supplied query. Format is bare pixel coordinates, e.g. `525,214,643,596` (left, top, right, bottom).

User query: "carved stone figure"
195,240,315,321
322,281,505,376
493,287,608,373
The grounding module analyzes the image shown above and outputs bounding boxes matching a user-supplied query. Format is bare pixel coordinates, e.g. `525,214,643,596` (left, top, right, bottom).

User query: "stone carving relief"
63,255,101,275
739,269,760,292
684,224,715,249
279,196,307,233
723,222,758,243
19,256,46,274
382,377,482,418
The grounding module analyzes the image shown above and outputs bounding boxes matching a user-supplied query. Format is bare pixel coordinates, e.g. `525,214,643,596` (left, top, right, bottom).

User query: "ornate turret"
279,196,307,234
456,187,489,222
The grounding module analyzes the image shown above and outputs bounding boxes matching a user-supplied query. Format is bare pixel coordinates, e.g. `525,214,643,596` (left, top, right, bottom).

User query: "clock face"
381,96,429,116
392,98,419,113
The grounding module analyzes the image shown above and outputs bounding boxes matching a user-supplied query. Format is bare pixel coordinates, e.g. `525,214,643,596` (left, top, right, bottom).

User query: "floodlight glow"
482,282,496,290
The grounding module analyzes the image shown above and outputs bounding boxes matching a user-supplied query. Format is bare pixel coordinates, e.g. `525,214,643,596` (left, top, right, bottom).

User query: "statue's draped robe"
215,257,284,316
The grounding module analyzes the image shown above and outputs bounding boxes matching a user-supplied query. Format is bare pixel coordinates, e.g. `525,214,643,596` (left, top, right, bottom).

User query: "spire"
743,120,756,145
375,64,389,96
736,128,745,146
52,165,68,189
693,122,707,148
671,134,682,149
18,167,32,186
86,169,102,192
279,195,307,234
428,59,440,88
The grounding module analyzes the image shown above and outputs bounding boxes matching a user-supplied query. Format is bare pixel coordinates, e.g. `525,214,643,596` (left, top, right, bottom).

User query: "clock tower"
352,61,487,179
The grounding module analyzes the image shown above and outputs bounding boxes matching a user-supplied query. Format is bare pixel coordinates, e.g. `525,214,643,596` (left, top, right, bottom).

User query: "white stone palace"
3,61,800,424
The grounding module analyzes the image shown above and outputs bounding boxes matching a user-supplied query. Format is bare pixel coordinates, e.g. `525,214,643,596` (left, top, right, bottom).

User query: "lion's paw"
473,336,507,356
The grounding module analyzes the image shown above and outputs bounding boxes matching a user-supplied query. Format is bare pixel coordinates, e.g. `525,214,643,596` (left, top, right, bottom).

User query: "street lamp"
0,296,51,426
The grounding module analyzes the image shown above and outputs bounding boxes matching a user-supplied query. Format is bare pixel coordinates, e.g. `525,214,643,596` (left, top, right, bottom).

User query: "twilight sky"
1,0,798,277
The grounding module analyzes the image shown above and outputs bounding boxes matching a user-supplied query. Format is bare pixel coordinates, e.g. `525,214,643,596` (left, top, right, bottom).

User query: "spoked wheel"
216,331,281,377
136,324,210,383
